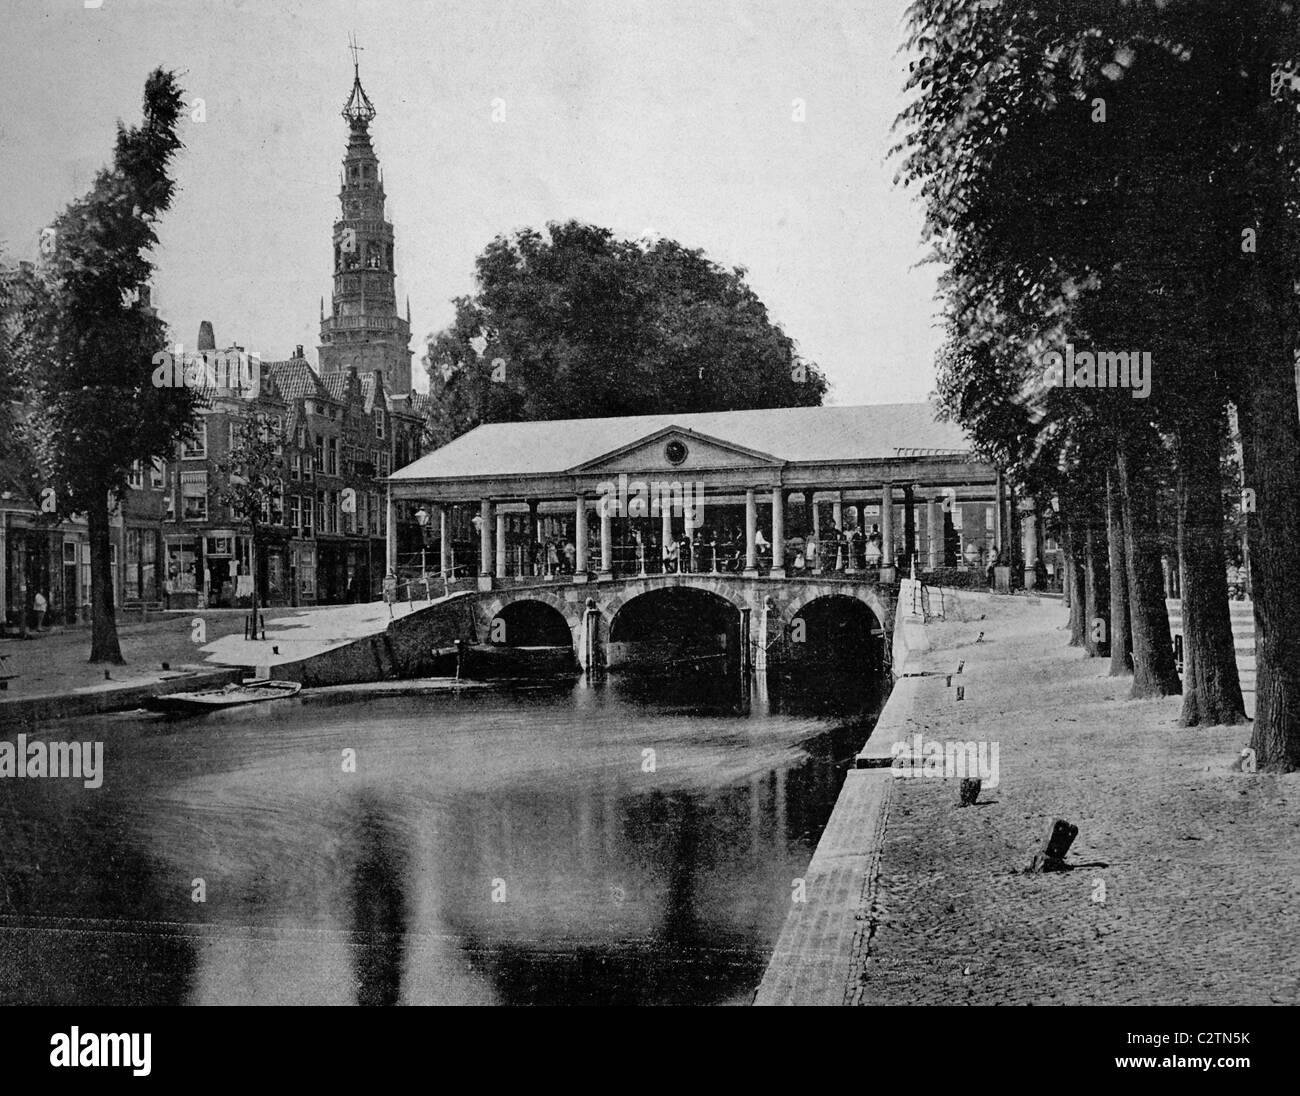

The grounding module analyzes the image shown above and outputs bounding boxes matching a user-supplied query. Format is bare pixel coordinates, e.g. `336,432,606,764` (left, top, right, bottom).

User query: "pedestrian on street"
33,591,47,632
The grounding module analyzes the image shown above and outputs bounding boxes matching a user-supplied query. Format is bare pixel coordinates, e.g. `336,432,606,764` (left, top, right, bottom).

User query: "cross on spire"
342,33,376,127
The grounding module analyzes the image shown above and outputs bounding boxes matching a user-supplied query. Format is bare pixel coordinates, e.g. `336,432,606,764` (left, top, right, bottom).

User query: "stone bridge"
466,572,897,661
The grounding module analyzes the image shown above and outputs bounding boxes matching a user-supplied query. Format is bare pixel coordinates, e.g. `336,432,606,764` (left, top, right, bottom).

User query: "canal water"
0,671,882,1005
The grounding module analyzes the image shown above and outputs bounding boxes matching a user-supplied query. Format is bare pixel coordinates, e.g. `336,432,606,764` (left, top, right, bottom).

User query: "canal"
0,670,883,1005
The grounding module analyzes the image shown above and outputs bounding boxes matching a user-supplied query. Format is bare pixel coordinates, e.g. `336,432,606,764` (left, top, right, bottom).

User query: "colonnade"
387,481,1001,587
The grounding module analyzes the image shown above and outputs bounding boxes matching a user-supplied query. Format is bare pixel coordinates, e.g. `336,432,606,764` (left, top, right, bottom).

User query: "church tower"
317,49,413,392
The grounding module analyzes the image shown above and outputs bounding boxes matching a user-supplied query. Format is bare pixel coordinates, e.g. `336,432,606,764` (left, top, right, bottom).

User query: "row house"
154,327,429,610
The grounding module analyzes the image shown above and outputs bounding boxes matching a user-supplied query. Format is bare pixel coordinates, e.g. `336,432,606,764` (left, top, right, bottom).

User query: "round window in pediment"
665,439,688,465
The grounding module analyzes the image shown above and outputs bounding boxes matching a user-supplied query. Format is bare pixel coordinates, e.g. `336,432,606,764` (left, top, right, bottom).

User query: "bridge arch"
490,598,575,647
777,584,891,638
605,580,745,671
475,590,588,650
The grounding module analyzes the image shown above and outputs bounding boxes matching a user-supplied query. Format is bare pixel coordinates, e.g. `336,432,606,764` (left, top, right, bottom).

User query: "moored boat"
146,678,302,714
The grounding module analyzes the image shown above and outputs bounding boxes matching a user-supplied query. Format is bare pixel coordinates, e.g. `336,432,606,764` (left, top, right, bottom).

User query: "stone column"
479,499,493,579
495,509,507,579
527,499,540,576
599,497,614,578
744,487,758,576
660,490,672,567
385,487,398,574
903,484,917,571
439,505,452,576
879,483,895,581
574,495,589,580
811,494,821,541
832,491,843,530
770,486,785,578
927,495,940,570
844,496,857,574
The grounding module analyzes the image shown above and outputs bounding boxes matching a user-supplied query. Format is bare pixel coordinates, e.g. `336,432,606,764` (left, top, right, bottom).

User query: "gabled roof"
268,358,333,404
391,403,973,481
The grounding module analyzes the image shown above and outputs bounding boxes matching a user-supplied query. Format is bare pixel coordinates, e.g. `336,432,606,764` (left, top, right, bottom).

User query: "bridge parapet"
465,572,897,657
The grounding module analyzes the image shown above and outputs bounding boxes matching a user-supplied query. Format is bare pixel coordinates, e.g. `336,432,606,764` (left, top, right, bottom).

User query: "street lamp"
415,506,430,594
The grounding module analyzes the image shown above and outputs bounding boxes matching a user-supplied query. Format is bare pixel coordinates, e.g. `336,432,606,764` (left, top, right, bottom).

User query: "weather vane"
342,32,376,125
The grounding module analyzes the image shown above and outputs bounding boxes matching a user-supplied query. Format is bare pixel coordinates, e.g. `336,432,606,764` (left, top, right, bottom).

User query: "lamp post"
415,506,430,594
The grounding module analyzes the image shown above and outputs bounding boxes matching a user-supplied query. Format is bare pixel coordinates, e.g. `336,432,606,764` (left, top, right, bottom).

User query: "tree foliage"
422,221,826,446
15,69,198,662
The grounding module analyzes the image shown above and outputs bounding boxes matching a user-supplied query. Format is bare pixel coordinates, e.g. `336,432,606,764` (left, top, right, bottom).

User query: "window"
296,425,306,449
270,417,283,455
165,474,175,522
291,453,301,481
181,472,208,521
379,451,390,477
374,413,385,439
302,494,313,533
314,435,324,475
297,547,315,597
274,485,285,526
182,422,207,459
327,437,338,476
291,495,302,533
369,492,380,536
150,458,165,489
128,461,144,490
125,529,141,599
166,538,199,593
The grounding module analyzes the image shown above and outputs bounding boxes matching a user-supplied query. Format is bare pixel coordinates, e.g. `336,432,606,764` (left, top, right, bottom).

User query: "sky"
0,0,942,404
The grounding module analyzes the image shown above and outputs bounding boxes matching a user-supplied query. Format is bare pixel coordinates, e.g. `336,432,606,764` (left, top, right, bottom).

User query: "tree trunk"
1106,467,1133,675
1084,519,1110,659
1063,522,1086,647
250,522,260,640
1240,374,1300,770
87,490,124,664
1116,443,1180,698
1174,415,1246,726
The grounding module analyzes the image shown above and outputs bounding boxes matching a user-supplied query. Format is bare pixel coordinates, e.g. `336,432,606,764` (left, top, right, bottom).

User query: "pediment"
572,425,782,475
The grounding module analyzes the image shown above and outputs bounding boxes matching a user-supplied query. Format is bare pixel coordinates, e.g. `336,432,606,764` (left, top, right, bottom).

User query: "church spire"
341,33,376,130
317,41,413,393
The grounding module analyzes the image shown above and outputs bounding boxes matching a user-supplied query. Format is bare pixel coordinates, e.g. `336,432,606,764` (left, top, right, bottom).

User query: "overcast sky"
0,0,941,404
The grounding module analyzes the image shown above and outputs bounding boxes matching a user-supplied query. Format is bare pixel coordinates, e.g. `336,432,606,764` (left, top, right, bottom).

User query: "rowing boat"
146,678,302,714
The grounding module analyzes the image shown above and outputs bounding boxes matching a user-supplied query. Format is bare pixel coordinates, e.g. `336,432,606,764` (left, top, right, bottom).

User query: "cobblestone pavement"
851,597,1300,1006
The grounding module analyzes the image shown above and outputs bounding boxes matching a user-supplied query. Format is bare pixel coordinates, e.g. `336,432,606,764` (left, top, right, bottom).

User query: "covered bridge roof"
391,402,973,481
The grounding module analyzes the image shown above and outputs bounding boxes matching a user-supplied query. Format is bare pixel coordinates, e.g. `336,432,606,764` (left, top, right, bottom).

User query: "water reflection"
348,793,410,1006
0,667,882,1005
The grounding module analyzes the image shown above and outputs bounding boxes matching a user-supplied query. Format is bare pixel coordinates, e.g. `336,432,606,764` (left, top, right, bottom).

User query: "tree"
423,221,826,445
898,1,1284,718
210,410,285,635
17,70,198,663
